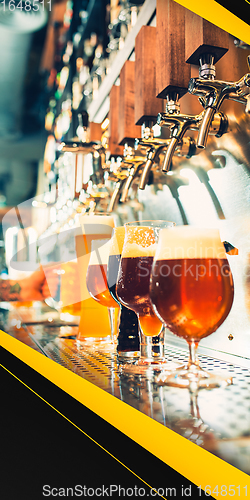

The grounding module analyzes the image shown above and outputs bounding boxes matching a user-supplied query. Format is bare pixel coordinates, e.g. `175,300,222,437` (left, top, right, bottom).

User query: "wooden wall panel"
89,122,102,142
109,85,124,156
135,26,163,125
118,61,141,145
156,0,191,99
185,10,229,65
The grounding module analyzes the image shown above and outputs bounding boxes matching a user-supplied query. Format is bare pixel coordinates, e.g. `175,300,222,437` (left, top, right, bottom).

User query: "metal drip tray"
27,325,250,475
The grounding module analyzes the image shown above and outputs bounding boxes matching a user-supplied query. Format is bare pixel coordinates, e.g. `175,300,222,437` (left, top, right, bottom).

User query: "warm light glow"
101,118,109,130
152,124,161,137
32,200,47,208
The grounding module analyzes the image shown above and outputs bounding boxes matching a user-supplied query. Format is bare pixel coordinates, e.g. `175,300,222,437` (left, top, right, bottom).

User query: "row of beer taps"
60,54,250,214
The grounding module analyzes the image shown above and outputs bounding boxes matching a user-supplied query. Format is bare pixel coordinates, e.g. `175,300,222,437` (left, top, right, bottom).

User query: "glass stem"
140,326,165,361
108,307,116,343
187,340,200,369
189,390,200,420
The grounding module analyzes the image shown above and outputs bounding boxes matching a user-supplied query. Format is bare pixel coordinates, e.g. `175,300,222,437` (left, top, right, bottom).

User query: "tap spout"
158,112,201,172
162,137,179,173
139,151,155,190
120,173,135,203
120,162,144,202
188,68,250,148
138,143,169,190
196,107,215,149
107,180,125,213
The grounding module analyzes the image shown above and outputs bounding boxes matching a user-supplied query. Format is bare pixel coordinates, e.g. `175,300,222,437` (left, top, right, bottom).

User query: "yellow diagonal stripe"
1,329,249,499
174,0,250,46
0,361,167,500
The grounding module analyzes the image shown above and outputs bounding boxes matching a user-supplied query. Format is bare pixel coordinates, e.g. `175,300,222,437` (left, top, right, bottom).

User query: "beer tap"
109,144,145,206
120,154,146,202
59,111,105,156
107,177,126,213
133,121,169,190
188,54,250,149
107,59,144,210
157,92,228,173
107,155,131,213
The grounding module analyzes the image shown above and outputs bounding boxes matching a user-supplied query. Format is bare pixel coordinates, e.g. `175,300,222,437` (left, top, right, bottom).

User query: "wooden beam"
156,0,191,99
135,26,163,125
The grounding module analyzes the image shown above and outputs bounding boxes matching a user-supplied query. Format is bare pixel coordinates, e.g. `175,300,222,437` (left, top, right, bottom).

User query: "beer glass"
116,220,175,373
150,226,234,389
86,238,120,342
107,227,140,358
75,213,116,342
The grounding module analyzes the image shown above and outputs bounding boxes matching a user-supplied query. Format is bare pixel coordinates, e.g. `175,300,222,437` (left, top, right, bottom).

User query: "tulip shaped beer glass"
86,238,120,342
150,226,234,389
75,213,115,342
116,220,175,373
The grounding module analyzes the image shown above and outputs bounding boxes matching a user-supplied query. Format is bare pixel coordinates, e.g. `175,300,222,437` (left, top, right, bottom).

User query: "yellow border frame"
174,0,250,46
1,330,249,498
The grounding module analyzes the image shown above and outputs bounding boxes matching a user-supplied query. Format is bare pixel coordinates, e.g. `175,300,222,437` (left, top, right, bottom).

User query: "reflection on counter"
2,303,249,476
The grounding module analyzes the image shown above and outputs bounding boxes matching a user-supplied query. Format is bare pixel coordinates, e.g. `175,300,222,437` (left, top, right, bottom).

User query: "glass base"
76,335,116,352
155,364,233,390
119,357,179,376
117,350,140,360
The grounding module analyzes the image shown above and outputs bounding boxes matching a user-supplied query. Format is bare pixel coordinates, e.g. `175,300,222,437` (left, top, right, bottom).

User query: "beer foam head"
109,227,125,256
79,214,115,236
122,226,157,258
155,226,227,260
89,239,111,265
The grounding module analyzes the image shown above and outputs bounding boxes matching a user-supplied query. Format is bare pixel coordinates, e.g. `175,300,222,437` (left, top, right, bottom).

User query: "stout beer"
107,227,139,354
116,226,163,337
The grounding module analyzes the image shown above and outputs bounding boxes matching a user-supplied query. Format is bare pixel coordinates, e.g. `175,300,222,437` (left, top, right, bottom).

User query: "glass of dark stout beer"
116,220,176,374
150,226,234,389
86,238,120,344
107,227,140,359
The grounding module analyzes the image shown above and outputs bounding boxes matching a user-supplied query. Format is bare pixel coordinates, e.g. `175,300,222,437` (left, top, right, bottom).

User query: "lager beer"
150,226,234,388
86,239,119,309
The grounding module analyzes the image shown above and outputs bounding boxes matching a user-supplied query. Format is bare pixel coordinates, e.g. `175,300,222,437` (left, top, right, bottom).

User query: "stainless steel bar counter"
1,303,250,476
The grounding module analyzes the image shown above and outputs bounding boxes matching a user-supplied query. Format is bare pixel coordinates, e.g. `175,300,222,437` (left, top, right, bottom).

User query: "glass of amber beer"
116,220,175,373
86,238,120,342
150,226,234,389
75,213,116,342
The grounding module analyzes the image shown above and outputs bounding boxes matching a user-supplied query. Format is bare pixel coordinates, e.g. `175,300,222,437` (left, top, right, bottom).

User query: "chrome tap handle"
158,113,201,172
107,180,123,212
188,78,226,148
235,73,250,97
138,143,170,190
120,163,144,202
188,68,250,147
120,173,135,203
197,107,216,149
246,95,250,114
162,137,179,172
139,151,155,190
